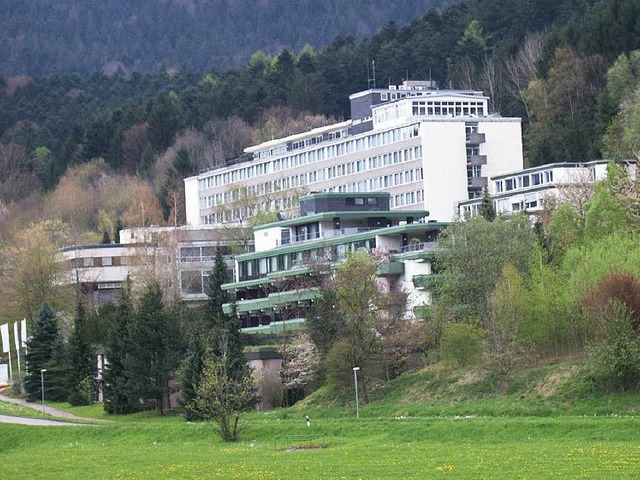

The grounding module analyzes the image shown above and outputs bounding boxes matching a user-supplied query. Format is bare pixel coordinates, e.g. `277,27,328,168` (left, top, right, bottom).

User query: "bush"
324,341,357,390
441,323,485,368
584,302,640,392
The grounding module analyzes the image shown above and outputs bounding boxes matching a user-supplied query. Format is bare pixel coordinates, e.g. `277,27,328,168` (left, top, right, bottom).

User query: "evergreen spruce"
24,304,61,402
206,248,246,380
479,187,496,222
103,281,138,414
101,230,111,244
127,282,178,415
114,218,124,244
67,303,96,405
45,335,71,402
178,328,210,420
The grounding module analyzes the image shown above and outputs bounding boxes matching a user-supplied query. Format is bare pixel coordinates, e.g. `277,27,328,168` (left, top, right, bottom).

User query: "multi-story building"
457,160,634,218
58,225,241,308
185,80,523,226
221,192,444,332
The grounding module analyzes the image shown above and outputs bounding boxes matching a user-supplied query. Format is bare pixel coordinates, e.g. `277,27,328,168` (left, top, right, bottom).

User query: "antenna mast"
368,60,376,89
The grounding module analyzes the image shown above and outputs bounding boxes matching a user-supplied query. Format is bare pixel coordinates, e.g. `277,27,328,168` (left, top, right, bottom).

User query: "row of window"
199,146,423,210
495,170,554,193
411,100,485,117
238,240,376,281
198,124,422,190
391,190,425,208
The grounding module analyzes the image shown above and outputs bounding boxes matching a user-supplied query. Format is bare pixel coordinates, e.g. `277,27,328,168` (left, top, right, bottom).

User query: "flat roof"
237,221,447,261
254,209,430,231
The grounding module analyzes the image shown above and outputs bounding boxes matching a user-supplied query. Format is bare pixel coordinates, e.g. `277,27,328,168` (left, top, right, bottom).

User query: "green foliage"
546,204,584,263
67,303,96,405
486,265,529,373
324,340,360,391
440,322,485,367
178,328,211,421
103,283,138,414
583,182,628,242
24,304,62,401
434,215,536,320
126,282,180,414
187,353,257,442
583,302,640,392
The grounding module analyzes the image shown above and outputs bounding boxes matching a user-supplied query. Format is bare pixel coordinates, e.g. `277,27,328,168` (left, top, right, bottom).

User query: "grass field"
2,362,640,479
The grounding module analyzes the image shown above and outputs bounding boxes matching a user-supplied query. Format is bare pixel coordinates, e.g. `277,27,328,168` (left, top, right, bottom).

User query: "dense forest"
0,0,455,76
2,0,640,240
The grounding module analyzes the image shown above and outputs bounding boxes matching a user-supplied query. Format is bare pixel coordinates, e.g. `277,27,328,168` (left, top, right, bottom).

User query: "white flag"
0,323,9,353
21,319,27,348
13,322,21,372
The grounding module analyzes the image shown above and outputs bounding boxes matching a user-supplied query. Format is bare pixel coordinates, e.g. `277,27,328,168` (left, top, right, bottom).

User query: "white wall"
184,176,200,226
254,227,283,252
421,121,468,222
480,120,524,179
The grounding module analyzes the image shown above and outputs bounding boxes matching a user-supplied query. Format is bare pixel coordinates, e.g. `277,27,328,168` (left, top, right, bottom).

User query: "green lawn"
1,410,640,478
3,363,640,478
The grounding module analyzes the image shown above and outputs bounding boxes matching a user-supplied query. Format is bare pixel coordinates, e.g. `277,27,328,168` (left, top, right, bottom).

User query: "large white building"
185,81,523,225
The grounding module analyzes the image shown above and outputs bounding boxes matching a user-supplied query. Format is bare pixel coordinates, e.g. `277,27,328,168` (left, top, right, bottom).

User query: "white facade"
185,82,523,226
458,160,627,218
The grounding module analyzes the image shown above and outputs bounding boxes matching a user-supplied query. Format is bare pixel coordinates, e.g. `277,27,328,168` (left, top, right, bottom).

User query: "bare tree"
505,32,543,117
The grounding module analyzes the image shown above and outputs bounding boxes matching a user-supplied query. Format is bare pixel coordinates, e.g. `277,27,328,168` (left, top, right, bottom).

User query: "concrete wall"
184,176,200,225
421,121,468,222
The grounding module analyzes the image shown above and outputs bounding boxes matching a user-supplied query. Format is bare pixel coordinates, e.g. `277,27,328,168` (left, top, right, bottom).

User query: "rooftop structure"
185,80,523,226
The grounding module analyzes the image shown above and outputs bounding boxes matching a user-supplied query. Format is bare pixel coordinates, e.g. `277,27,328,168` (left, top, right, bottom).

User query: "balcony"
378,261,404,276
467,154,487,166
466,132,486,144
279,227,379,246
399,241,438,255
467,177,488,188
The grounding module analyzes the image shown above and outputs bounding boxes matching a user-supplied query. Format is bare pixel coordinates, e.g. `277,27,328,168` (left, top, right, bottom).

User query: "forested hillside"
2,0,640,242
0,0,455,76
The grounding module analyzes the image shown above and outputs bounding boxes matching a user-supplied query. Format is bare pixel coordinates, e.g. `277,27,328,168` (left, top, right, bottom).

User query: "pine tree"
114,218,124,244
24,304,61,401
178,328,210,420
205,248,246,380
67,303,96,405
103,281,138,414
127,282,179,415
45,335,71,402
479,187,496,222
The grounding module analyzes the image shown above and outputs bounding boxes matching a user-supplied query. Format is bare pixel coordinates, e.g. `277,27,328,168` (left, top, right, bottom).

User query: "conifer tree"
178,328,210,420
24,304,61,401
479,187,496,222
103,281,138,414
67,303,96,405
127,281,179,415
205,248,246,380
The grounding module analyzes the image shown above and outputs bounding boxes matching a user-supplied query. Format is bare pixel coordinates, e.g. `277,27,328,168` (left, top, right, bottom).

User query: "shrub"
440,323,485,368
584,302,640,392
583,272,640,334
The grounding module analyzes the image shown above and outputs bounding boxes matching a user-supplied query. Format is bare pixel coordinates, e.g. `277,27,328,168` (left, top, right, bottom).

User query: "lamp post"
40,369,47,413
353,367,360,419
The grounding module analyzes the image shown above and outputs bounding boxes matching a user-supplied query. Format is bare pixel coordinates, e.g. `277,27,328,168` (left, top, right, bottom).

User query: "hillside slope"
0,0,455,76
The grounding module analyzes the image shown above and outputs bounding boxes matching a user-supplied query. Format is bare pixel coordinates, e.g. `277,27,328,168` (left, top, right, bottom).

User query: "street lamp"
40,369,47,413
353,367,360,419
